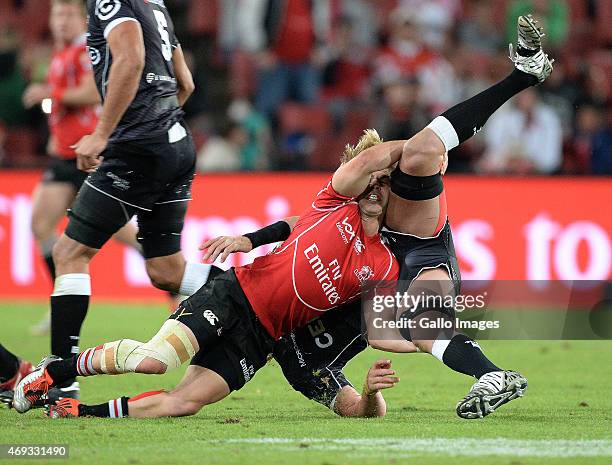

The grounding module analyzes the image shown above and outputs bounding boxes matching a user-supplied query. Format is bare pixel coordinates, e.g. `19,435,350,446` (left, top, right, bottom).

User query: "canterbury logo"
203,310,218,326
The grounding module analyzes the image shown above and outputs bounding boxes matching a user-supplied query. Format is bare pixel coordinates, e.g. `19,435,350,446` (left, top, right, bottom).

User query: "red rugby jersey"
47,35,98,158
235,179,399,340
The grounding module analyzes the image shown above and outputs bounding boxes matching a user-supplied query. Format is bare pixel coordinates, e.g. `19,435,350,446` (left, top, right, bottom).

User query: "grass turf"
1,302,611,465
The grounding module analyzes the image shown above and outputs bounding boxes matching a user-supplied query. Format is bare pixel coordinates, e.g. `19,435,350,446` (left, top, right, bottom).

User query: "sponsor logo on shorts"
95,0,121,21
354,265,374,284
289,332,306,368
203,310,218,326
240,358,255,382
106,171,130,191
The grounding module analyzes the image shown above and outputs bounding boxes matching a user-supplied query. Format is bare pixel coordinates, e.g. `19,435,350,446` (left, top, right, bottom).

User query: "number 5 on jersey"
153,10,172,61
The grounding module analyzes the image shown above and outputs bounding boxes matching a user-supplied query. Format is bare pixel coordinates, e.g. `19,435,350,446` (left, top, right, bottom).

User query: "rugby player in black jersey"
46,0,218,400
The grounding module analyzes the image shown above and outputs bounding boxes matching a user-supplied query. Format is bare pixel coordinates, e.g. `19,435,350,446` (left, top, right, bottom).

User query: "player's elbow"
180,81,195,101
181,75,195,96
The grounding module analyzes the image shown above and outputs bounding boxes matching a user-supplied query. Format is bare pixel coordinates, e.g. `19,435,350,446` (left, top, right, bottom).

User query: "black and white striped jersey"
86,0,183,142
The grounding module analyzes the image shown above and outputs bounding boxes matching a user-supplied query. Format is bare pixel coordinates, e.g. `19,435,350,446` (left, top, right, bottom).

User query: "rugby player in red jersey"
13,128,403,416
17,15,552,420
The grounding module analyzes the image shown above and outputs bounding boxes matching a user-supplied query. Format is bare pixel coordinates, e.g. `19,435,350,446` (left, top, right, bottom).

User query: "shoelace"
471,372,505,395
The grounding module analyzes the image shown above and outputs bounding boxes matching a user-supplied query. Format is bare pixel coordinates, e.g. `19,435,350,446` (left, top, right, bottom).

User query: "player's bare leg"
13,317,201,413
31,182,76,282
381,14,551,419
29,182,77,336
48,365,230,419
111,222,141,250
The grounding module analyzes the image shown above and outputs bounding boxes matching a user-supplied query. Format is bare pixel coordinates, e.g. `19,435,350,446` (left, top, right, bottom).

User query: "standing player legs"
30,182,76,282
50,234,99,368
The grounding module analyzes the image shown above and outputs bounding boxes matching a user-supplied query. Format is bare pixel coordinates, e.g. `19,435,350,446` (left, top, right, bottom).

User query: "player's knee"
135,358,168,375
30,217,53,242
176,399,203,416
52,237,95,268
400,132,444,175
146,263,180,292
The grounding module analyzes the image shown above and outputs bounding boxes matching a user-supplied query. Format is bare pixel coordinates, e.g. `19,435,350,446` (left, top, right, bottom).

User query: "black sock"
51,295,89,385
440,69,538,144
79,397,129,418
44,254,56,282
46,356,79,386
440,334,501,379
0,344,20,382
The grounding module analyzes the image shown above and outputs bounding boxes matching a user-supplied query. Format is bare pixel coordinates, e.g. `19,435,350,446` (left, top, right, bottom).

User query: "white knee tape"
100,339,144,374
104,321,196,373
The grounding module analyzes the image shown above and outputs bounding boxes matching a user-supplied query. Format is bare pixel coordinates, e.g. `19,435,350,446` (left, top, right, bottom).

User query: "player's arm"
59,68,101,107
333,360,399,418
73,21,145,172
331,140,406,197
200,216,299,263
369,338,419,353
172,45,195,106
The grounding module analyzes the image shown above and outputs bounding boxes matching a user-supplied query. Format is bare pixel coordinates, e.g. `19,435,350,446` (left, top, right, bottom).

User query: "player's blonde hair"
341,129,384,164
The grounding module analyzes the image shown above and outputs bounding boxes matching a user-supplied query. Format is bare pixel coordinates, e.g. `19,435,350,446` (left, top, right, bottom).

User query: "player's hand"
364,359,400,396
72,133,108,172
200,236,253,263
22,84,50,109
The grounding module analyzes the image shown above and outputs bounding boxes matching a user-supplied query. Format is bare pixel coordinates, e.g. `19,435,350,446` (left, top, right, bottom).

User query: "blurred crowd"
0,0,610,174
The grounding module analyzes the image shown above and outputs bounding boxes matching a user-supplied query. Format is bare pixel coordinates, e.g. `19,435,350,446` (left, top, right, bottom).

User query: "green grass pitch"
1,302,611,465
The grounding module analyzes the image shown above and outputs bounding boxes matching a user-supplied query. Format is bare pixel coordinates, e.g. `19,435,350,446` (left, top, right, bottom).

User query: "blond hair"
341,129,384,164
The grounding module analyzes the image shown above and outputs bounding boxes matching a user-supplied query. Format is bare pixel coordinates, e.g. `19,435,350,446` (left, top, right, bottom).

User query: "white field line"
208,438,612,457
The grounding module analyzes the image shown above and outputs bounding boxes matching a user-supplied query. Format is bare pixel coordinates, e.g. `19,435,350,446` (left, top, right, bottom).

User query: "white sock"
431,338,452,362
427,116,459,152
52,274,91,296
179,262,212,296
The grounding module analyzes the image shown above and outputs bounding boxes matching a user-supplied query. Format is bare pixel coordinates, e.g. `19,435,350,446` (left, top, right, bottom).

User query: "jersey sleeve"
91,0,139,39
311,177,354,211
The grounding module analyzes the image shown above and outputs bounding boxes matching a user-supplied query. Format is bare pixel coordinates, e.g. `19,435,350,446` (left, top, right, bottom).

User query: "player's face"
50,3,85,45
358,170,391,218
